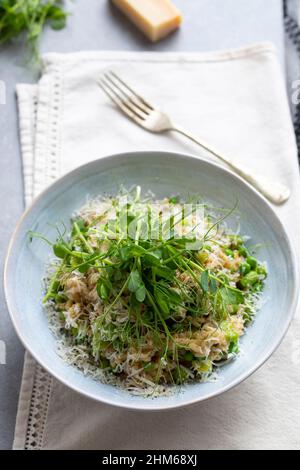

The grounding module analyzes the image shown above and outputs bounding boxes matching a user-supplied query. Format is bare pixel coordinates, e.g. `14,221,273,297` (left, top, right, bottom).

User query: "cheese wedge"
111,0,182,42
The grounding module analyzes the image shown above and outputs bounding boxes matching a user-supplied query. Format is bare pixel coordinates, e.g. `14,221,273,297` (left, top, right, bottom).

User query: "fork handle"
171,126,290,205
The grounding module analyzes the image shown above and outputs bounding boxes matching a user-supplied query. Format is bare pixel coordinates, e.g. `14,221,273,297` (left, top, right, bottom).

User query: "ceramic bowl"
4,151,298,410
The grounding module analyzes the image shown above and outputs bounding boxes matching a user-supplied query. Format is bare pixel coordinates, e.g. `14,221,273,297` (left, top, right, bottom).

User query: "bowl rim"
4,150,299,410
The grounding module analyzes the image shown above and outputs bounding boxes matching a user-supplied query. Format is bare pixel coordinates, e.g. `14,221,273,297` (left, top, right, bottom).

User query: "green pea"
71,327,78,337
240,270,259,287
246,256,257,269
238,246,249,257
239,262,251,275
58,311,65,322
172,366,189,384
256,265,267,276
229,341,239,354
99,357,110,368
183,351,194,361
231,304,239,314
230,235,243,248
224,248,234,257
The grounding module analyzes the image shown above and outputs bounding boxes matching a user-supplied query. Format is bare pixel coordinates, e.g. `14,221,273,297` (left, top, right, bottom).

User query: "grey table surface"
0,0,286,450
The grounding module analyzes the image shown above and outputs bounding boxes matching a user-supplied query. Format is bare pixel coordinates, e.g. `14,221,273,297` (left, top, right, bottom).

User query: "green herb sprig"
0,0,68,62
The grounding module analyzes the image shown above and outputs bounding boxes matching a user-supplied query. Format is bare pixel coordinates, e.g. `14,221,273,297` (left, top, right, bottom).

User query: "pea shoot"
0,0,68,63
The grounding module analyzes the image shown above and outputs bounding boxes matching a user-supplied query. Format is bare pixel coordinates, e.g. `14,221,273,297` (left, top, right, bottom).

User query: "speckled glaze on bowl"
4,151,299,410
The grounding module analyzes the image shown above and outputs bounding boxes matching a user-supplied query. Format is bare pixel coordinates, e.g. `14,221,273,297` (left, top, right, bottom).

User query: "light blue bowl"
4,151,299,410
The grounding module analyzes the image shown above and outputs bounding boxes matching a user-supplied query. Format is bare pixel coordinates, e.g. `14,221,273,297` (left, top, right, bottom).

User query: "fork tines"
98,70,153,124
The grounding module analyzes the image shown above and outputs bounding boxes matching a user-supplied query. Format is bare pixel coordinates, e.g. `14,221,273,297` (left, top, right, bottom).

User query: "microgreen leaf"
135,284,146,302
143,250,162,266
128,270,142,292
220,287,244,305
99,283,109,300
53,241,69,258
72,218,86,233
119,245,143,261
154,290,170,318
96,278,112,301
200,270,209,292
210,277,217,293
152,266,174,281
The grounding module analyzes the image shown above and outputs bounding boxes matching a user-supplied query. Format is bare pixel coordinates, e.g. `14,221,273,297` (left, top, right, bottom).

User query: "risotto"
34,187,267,396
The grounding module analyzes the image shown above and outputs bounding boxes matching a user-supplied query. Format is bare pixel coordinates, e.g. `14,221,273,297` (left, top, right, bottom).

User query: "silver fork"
98,71,290,205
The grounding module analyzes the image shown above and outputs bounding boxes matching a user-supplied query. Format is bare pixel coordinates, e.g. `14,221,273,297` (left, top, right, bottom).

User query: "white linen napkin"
14,44,300,450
